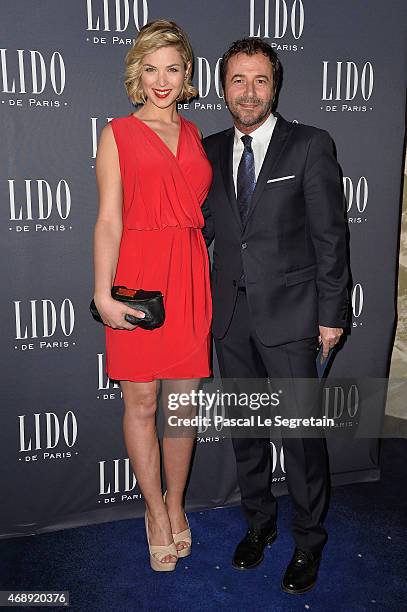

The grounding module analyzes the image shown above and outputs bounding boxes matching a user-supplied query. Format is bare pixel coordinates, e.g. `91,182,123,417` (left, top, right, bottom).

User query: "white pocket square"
267,175,295,183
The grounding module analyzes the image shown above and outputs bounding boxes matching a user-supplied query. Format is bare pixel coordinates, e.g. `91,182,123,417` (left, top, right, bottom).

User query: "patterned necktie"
237,134,256,224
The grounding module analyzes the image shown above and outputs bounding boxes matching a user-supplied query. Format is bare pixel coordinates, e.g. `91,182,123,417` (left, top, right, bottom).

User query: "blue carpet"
1,439,406,612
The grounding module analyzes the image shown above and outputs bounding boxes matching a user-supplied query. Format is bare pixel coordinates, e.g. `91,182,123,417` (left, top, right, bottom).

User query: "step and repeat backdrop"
1,1,406,538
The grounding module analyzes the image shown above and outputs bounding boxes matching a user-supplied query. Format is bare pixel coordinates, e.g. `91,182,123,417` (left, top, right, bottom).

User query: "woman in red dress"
92,20,212,571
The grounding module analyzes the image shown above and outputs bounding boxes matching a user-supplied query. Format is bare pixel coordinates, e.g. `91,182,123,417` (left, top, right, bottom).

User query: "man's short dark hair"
220,38,281,94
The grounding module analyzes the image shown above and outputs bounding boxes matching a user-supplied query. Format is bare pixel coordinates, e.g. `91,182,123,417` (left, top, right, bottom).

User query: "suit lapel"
220,129,243,231
244,112,293,228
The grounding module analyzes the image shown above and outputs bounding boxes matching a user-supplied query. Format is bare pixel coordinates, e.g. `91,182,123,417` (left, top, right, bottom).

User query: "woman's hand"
94,295,145,330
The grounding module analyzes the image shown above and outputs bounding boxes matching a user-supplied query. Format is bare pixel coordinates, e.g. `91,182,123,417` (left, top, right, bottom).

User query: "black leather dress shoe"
232,526,277,570
281,548,322,594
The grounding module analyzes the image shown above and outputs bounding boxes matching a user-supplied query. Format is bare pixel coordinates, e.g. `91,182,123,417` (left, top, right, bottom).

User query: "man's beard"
226,96,273,128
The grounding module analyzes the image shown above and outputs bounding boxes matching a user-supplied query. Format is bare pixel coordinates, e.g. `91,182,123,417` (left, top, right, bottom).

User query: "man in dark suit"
202,38,349,594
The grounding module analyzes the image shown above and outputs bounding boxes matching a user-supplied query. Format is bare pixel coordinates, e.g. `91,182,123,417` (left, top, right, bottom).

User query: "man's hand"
318,326,343,358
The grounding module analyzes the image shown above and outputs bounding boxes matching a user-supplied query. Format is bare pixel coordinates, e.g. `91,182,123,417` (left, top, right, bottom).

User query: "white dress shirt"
233,113,278,196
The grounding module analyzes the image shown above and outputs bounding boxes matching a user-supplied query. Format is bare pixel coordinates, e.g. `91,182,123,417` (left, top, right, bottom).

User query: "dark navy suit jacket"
201,112,350,345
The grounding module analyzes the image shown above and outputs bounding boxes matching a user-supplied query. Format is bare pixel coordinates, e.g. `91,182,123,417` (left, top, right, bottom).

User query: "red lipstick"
153,89,172,99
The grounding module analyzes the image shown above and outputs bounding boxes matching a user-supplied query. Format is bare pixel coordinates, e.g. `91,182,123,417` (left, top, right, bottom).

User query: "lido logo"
177,58,224,112
250,0,304,47
351,283,364,326
86,0,148,32
0,49,66,96
99,458,141,502
97,353,122,400
322,384,359,425
270,441,286,475
343,176,368,224
321,61,374,112
14,297,75,350
18,411,78,461
196,57,223,100
8,179,71,233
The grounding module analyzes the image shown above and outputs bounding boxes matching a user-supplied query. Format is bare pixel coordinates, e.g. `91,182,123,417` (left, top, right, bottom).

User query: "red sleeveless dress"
105,113,213,382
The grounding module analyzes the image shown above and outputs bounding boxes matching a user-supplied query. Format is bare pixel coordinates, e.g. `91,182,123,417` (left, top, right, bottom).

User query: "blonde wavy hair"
124,20,198,104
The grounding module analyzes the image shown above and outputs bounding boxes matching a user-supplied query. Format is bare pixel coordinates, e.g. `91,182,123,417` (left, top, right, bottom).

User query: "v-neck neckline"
129,112,183,160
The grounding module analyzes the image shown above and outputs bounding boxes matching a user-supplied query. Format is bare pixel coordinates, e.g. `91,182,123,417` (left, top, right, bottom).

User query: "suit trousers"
214,288,330,554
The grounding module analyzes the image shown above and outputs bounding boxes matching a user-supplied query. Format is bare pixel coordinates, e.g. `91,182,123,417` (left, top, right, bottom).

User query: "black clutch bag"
90,286,165,330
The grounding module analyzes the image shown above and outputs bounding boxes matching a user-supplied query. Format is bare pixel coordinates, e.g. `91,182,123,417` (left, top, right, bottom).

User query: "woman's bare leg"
161,378,201,552
121,379,177,563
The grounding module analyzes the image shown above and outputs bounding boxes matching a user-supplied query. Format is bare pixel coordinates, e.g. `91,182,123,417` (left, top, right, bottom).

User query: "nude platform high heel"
144,511,178,572
163,491,192,559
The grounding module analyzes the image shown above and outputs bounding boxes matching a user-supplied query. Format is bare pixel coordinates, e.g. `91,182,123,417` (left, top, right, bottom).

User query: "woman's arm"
93,122,123,302
92,123,143,329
